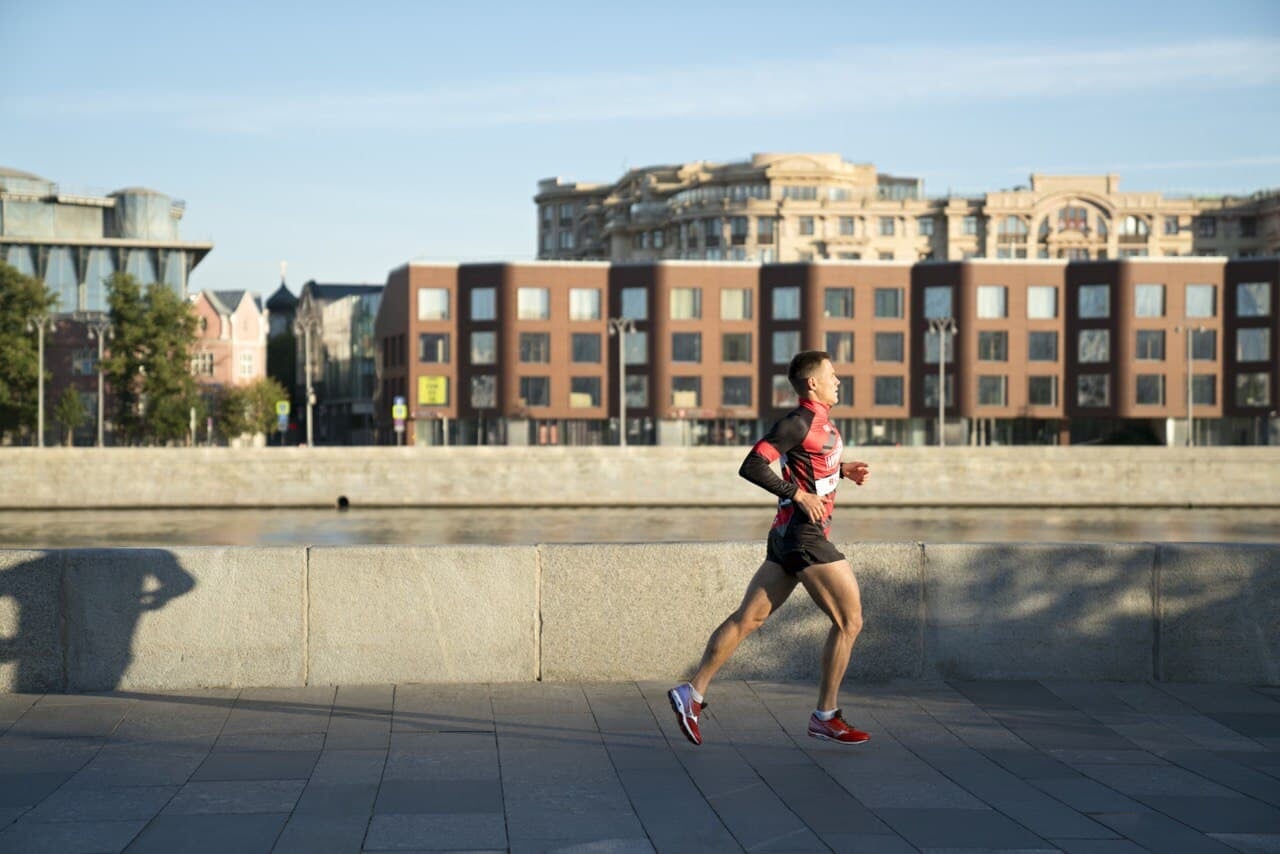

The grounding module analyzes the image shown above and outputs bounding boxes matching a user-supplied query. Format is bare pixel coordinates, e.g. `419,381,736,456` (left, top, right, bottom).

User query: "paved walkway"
0,680,1278,853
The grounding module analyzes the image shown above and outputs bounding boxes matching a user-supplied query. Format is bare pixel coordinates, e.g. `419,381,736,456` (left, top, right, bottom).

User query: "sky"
3,0,1279,297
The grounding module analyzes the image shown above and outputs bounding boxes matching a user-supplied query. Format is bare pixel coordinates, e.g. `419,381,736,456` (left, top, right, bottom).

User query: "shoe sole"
668,689,701,746
808,730,870,745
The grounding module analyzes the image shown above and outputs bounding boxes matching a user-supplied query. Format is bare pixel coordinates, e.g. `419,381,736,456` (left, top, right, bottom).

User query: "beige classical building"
535,153,1280,265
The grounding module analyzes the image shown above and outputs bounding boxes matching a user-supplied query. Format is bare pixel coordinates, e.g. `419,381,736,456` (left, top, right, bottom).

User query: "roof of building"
200,289,262,316
266,281,297,310
300,281,384,302
108,186,169,197
0,166,49,181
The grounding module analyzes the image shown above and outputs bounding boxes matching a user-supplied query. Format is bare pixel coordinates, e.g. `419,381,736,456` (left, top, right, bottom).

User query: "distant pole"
294,315,320,446
1182,323,1205,447
85,315,113,447
27,312,54,448
608,317,636,446
928,317,957,447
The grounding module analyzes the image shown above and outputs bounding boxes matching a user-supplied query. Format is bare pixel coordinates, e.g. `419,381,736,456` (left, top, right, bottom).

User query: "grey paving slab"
123,812,288,853
392,683,494,732
374,779,503,814
364,813,506,850
1161,748,1280,807
65,742,208,788
0,806,24,829
24,784,177,822
0,817,147,853
5,699,131,740
819,833,918,853
1076,762,1243,797
1047,748,1169,766
1091,810,1241,853
273,813,371,854
1135,795,1280,834
1207,833,1280,852
1050,842,1150,854
1028,776,1148,813
190,748,320,781
310,749,389,785
294,780,379,816
161,779,305,815
873,806,1052,849
0,736,104,773
0,771,75,808
384,732,498,781
703,781,826,852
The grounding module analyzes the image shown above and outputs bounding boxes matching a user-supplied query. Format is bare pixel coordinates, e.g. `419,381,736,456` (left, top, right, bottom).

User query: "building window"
1059,206,1088,232
1236,373,1271,406
471,331,496,365
670,288,702,319
1028,376,1058,406
771,375,794,407
417,288,449,320
557,231,575,250
1077,374,1110,407
826,331,854,363
874,288,903,318
839,216,855,236
569,377,601,408
672,332,702,363
653,229,665,249
620,287,648,320
705,218,722,247
976,286,1007,319
1164,216,1180,235
1079,284,1110,319
723,332,752,363
192,352,214,376
569,288,601,320
1079,329,1110,363
998,216,1028,237
519,376,549,407
730,217,748,245
419,333,449,363
1238,328,1271,362
1135,374,1165,405
72,348,97,376
1238,282,1271,317
721,289,752,320
471,375,496,408
878,217,895,236
1029,331,1058,361
1135,284,1165,317
1196,217,1217,237
238,352,254,378
1121,215,1150,237
1192,329,1217,361
1192,375,1216,405
625,331,648,365
978,375,1007,406
757,217,775,244
1241,216,1258,238
722,376,752,408
772,287,801,320
470,288,496,321
1027,286,1057,319
922,374,953,407
517,287,550,320
1186,284,1216,318
918,217,935,237
978,331,1008,361
799,216,815,236
824,288,853,318
962,216,978,235
837,377,853,406
625,375,648,408
874,376,904,406
672,376,701,408
571,333,601,363
558,203,574,225
773,331,801,364
519,332,551,363
874,332,904,362
878,252,894,261
924,331,955,364
1136,330,1165,361
924,286,953,319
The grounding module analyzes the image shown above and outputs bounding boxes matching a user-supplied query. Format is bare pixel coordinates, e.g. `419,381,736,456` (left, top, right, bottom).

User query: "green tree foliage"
53,386,88,446
0,262,57,442
103,273,202,445
214,377,288,442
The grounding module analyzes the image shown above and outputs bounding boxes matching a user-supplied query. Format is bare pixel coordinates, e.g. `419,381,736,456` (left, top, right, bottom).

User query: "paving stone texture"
0,680,1276,852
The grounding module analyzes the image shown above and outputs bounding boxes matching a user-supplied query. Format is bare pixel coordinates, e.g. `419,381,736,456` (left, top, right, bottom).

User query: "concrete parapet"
307,545,538,684
1,542,1277,692
1156,543,1280,684
922,543,1156,681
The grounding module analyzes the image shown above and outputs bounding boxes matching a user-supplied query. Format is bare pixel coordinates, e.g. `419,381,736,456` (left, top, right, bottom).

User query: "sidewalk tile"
0,818,145,853
162,779,304,815
25,785,177,822
124,813,287,853
364,813,506,850
273,813,370,854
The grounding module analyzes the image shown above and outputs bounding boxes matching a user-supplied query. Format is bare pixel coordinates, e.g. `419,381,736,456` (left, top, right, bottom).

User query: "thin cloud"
9,38,1280,135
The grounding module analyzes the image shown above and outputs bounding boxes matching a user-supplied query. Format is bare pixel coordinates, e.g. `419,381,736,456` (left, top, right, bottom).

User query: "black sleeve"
738,413,807,500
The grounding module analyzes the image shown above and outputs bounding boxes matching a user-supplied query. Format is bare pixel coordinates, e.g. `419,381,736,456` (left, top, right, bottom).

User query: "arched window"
1058,206,1089,232
998,215,1028,236
1121,215,1149,236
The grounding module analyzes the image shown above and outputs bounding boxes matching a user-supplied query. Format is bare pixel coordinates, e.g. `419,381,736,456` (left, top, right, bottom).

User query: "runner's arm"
738,414,806,499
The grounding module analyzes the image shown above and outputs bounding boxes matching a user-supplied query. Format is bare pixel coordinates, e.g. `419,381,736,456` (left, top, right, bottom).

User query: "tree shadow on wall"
0,549,195,692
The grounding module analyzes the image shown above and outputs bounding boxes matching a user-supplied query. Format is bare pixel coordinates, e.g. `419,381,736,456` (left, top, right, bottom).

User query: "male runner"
668,350,871,746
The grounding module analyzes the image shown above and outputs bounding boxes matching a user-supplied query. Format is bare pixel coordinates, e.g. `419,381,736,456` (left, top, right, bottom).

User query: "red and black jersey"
739,398,844,537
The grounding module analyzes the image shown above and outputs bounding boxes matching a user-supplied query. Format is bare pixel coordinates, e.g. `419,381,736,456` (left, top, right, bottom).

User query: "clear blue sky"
3,0,1279,296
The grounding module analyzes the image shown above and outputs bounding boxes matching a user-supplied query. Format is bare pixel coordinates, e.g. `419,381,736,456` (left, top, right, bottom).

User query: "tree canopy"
0,262,58,443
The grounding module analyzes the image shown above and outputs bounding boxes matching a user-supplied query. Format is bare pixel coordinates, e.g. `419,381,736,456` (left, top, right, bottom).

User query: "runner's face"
810,359,839,405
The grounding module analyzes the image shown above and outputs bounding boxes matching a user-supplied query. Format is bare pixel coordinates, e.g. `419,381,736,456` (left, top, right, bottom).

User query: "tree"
213,377,288,443
53,386,87,446
0,262,57,443
103,273,202,445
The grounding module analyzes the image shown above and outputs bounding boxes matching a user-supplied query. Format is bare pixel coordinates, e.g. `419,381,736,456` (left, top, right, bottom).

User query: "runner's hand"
841,461,870,485
793,489,826,522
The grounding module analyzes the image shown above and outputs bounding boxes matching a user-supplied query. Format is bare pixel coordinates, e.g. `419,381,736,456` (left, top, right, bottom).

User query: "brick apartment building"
373,258,1278,447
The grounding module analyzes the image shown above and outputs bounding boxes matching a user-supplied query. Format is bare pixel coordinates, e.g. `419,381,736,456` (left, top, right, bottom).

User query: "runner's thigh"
797,560,862,627
735,561,799,622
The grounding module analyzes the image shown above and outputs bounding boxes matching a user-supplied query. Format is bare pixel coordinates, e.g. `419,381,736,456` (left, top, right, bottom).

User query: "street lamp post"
607,317,636,447
927,316,957,447
82,314,113,447
294,315,320,446
26,312,56,448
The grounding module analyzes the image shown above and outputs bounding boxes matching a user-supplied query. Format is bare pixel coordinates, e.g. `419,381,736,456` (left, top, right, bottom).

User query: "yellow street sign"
418,375,449,406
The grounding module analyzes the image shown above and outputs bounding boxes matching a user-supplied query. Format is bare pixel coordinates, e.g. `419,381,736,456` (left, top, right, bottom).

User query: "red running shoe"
808,709,870,745
667,683,705,745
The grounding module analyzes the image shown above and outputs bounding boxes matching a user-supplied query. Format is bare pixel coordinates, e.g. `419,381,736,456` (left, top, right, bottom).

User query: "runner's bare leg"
689,561,798,696
796,559,863,711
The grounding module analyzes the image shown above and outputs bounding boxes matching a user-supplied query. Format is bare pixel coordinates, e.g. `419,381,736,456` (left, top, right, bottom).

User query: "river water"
1,506,1278,548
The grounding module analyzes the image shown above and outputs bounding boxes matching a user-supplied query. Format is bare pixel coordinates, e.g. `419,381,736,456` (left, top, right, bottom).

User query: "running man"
668,350,871,746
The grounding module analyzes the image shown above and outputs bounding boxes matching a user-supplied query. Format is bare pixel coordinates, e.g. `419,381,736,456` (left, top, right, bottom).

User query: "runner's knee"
832,607,862,638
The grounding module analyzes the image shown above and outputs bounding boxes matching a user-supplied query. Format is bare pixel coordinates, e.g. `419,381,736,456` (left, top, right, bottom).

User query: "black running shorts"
766,524,847,576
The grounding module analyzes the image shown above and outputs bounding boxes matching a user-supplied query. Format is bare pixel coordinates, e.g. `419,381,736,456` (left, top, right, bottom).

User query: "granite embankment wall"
2,543,1276,693
1,446,1279,508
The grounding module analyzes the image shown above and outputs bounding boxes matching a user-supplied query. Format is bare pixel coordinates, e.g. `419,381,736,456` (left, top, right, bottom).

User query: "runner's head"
788,350,838,405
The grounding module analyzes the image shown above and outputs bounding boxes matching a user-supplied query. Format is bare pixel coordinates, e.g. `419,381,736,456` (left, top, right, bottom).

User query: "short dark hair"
788,350,830,394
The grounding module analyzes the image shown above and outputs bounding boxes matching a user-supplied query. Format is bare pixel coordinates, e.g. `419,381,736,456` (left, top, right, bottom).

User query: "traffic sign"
275,400,290,416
